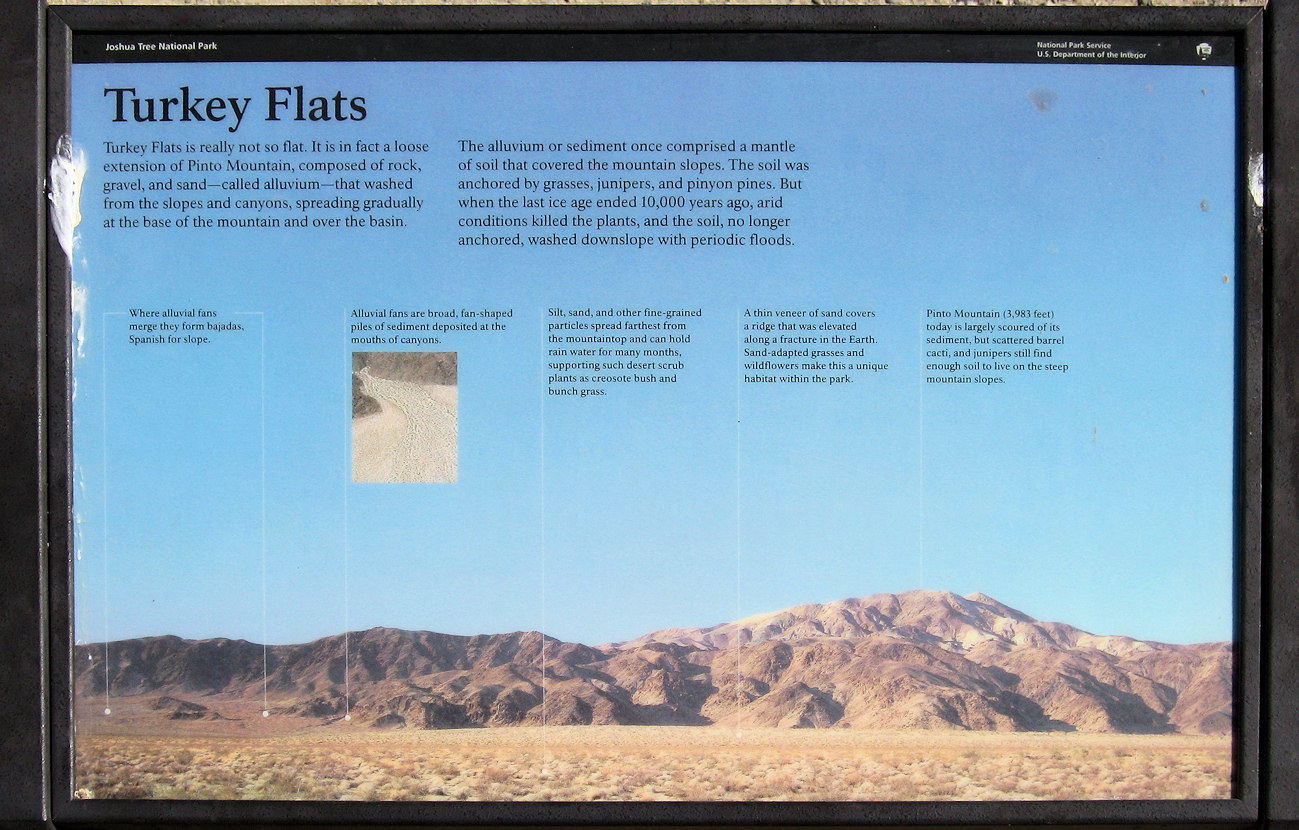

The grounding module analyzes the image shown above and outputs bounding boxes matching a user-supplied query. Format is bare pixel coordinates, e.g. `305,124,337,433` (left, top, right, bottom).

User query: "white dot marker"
344,714,351,722
103,708,111,715
262,710,269,718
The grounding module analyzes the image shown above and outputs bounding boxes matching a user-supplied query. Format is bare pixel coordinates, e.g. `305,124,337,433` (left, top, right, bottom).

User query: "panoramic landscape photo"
74,589,1232,801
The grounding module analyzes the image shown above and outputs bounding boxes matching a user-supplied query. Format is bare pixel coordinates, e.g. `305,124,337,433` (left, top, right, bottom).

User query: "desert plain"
74,723,1229,801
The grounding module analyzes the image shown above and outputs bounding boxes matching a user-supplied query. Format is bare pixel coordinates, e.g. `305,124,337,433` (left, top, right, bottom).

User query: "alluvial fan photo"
351,351,458,483
73,591,1232,801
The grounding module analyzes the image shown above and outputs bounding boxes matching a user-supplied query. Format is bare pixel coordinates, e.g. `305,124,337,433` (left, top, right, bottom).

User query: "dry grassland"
74,726,1231,801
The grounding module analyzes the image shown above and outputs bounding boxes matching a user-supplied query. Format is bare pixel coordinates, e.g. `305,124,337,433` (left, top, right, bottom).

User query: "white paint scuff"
71,281,89,360
48,135,87,259
49,137,91,362
1248,152,1265,209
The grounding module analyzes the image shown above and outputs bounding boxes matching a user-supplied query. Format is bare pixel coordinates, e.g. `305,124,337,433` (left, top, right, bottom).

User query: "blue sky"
72,58,1238,648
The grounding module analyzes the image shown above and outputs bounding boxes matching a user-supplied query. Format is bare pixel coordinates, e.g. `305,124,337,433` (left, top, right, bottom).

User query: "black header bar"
73,32,1238,68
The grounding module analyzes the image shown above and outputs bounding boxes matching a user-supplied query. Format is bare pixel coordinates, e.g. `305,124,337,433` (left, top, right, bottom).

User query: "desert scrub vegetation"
74,727,1231,801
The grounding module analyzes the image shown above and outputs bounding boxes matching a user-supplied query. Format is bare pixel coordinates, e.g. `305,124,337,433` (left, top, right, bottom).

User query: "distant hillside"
76,590,1231,735
353,351,457,385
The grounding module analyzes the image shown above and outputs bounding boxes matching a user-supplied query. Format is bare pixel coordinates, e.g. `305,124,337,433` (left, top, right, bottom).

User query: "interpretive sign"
57,22,1252,811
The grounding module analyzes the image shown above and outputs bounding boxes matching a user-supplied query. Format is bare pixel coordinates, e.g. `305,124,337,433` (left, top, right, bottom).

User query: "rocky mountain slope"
75,590,1231,734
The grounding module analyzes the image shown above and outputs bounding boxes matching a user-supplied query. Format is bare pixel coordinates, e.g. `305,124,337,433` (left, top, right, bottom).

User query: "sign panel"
66,32,1240,802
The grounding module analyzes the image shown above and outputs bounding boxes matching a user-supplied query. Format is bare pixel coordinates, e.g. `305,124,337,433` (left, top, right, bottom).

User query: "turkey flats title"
103,86,367,133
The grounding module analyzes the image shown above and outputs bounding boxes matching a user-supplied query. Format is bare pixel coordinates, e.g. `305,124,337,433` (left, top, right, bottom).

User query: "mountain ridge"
75,589,1231,735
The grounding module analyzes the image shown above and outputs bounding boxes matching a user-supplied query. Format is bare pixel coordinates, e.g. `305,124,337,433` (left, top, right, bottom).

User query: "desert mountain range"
75,590,1231,734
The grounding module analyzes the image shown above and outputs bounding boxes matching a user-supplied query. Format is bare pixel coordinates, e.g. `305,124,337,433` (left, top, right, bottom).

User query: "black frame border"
0,1,1278,826
0,2,49,828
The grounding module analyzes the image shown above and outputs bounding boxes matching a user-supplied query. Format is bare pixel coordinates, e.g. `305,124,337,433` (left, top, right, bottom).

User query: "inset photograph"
351,352,458,483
